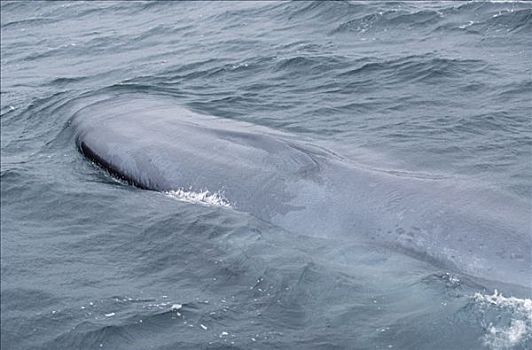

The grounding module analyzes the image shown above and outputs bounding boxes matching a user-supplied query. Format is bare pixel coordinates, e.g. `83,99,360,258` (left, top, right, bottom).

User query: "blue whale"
72,94,531,289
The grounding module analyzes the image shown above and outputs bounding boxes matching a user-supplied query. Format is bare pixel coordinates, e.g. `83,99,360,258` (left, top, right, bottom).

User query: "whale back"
72,94,531,289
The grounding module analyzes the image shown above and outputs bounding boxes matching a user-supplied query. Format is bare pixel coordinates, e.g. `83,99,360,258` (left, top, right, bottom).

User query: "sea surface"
1,1,531,349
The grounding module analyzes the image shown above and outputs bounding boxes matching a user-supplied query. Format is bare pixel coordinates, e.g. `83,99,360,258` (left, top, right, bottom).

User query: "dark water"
1,1,531,349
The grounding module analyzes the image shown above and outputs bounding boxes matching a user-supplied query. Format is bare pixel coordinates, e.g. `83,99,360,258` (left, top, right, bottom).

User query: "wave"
1,17,56,29
487,8,532,33
333,8,444,34
272,55,345,76
336,54,487,84
272,0,366,23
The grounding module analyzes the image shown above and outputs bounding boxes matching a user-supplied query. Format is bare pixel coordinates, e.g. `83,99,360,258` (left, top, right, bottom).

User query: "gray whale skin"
72,94,531,289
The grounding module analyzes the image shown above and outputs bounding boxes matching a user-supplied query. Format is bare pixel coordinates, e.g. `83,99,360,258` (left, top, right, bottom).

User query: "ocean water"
1,1,531,349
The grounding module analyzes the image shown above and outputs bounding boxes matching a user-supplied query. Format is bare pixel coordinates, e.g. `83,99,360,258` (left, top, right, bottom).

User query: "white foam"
171,304,182,310
473,290,532,349
165,188,232,208
459,21,475,29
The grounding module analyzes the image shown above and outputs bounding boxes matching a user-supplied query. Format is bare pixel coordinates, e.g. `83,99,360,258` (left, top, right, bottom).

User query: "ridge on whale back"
72,93,531,290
